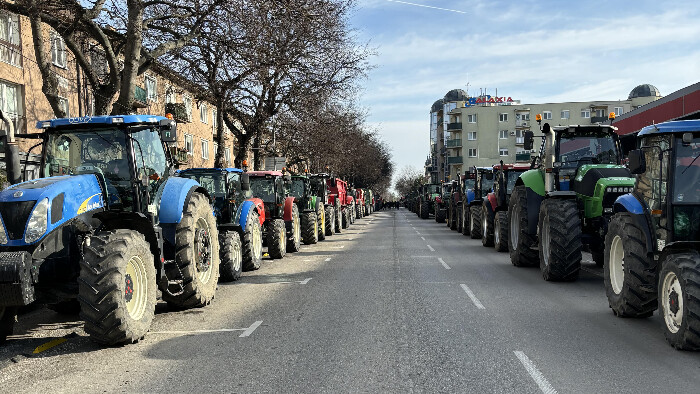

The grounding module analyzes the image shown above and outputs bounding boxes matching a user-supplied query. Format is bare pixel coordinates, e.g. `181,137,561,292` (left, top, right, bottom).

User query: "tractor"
508,117,635,281
364,188,374,216
418,184,440,219
0,115,219,345
434,182,450,223
603,120,700,350
354,188,365,218
446,178,462,231
287,174,325,245
458,173,476,235
247,171,300,259
327,177,350,231
462,167,495,239
310,173,336,237
481,162,531,250
177,168,264,280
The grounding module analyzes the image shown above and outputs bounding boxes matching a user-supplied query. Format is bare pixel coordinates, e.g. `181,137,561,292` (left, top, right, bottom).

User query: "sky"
347,0,700,175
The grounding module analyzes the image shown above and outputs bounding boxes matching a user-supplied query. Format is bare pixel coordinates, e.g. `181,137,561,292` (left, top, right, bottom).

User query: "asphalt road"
1,208,699,393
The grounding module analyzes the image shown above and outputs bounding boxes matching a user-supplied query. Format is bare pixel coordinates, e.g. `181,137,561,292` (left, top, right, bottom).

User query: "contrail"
385,0,467,14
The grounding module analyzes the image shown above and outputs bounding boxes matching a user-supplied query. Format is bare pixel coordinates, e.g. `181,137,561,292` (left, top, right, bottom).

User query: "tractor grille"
602,192,624,209
0,201,36,240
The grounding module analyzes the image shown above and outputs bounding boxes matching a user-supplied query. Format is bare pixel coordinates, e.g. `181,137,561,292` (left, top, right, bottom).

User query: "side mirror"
627,150,646,174
240,173,250,191
682,133,694,144
523,131,534,150
159,119,177,142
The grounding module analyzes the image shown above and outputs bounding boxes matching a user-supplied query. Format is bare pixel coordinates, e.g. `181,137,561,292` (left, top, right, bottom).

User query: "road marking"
460,284,485,309
514,351,557,394
427,245,435,252
151,320,264,338
416,231,421,235
336,245,345,248
325,257,332,262
421,236,426,241
299,278,313,284
581,267,603,278
303,259,312,262
438,257,451,270
239,320,263,337
33,338,68,354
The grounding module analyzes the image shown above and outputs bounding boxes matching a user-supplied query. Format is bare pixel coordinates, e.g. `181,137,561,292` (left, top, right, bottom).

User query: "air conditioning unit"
509,131,516,136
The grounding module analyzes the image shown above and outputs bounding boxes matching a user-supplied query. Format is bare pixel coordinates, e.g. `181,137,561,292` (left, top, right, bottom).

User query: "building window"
144,75,157,101
201,139,209,159
165,86,175,104
0,80,21,132
499,130,508,139
614,106,624,116
225,148,231,163
0,12,21,67
213,142,218,158
467,114,477,123
467,131,477,141
499,148,509,156
58,96,69,117
499,113,508,122
581,109,590,118
183,95,192,121
517,113,530,121
200,103,208,124
561,110,570,119
468,148,477,157
51,31,66,68
212,108,217,131
184,134,193,155
542,111,552,120
595,109,606,118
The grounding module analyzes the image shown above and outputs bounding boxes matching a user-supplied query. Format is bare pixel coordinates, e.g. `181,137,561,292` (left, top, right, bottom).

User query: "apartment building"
0,10,235,180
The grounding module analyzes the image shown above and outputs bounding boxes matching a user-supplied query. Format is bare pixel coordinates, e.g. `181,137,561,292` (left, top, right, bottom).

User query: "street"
1,208,699,393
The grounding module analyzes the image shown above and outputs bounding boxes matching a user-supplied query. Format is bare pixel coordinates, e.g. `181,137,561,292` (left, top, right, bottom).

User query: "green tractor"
418,184,440,219
288,174,325,244
310,173,336,237
509,118,635,281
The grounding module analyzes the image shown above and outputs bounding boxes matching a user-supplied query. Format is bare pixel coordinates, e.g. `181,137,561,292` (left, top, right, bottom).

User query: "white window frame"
499,130,508,139
499,113,508,122
581,109,591,118
201,138,209,160
499,148,509,157
51,31,66,68
542,111,552,120
595,109,606,118
58,96,69,117
0,80,21,131
0,12,21,67
614,106,624,116
468,148,477,158
225,147,231,163
183,95,193,122
467,114,477,123
184,134,193,155
200,103,208,124
145,75,157,102
165,85,175,104
212,108,217,131
561,110,570,119
213,142,218,158
467,131,477,141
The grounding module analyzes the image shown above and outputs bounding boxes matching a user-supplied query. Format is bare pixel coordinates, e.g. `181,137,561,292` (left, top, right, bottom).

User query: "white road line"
324,257,332,262
514,351,557,394
427,245,435,252
239,320,263,337
459,284,485,309
299,278,313,285
151,328,244,335
337,245,345,248
303,259,312,262
438,257,451,270
581,267,603,278
421,236,426,241
416,231,421,235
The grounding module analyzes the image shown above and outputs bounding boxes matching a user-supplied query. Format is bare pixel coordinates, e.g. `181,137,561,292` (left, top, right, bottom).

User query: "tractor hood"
0,175,104,246
573,165,633,197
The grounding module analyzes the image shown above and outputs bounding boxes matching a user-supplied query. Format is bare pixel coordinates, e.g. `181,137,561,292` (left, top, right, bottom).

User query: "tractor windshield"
506,171,524,194
44,127,133,210
289,178,306,198
558,131,619,167
310,177,325,197
249,176,276,203
463,178,475,192
673,136,700,204
180,172,227,198
430,185,440,194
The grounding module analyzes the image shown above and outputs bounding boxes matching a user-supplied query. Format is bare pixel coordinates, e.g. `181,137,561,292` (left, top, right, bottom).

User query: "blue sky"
348,0,700,173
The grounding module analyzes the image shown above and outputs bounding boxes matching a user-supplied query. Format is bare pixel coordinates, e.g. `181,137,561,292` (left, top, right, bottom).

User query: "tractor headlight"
25,198,49,244
0,219,7,245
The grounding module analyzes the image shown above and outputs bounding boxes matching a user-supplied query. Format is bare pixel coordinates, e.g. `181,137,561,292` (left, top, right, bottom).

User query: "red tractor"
327,177,351,231
481,162,531,251
354,188,366,218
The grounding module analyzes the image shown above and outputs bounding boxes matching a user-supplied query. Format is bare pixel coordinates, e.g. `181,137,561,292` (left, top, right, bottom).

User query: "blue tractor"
177,168,265,280
604,120,700,350
0,115,219,345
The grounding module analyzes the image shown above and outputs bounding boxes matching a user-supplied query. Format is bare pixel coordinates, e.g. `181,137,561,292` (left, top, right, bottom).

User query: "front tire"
267,219,287,259
325,205,335,236
317,203,327,241
481,205,494,247
334,203,343,233
538,199,582,281
79,230,157,345
604,213,657,317
494,211,508,252
420,201,429,219
461,203,470,236
302,211,319,245
287,204,302,252
0,307,17,344
469,205,482,239
242,210,263,271
659,253,700,350
508,186,539,267
219,231,243,282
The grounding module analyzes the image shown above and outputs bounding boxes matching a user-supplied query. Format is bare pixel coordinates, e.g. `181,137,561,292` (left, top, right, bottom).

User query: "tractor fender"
157,177,210,225
613,193,655,255
283,196,296,221
251,198,265,225
517,169,545,197
346,196,354,205
236,199,260,230
613,193,645,214
486,192,498,211
328,194,337,206
526,187,545,235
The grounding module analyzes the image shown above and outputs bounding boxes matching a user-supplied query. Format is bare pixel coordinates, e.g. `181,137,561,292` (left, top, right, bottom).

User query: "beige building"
0,10,235,180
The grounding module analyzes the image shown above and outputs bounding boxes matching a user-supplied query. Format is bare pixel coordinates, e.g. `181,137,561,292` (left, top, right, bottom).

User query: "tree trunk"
112,0,144,115
215,100,226,168
29,12,66,118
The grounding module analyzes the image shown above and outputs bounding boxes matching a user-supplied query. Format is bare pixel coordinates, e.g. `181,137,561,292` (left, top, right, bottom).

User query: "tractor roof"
178,167,244,174
36,115,168,129
247,171,283,177
550,124,618,133
310,173,329,177
638,120,700,136
493,163,531,171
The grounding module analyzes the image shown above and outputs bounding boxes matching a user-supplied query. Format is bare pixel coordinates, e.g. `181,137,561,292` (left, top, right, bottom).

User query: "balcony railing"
516,152,532,162
591,116,608,123
446,139,462,148
447,122,462,131
515,120,530,127
447,156,463,164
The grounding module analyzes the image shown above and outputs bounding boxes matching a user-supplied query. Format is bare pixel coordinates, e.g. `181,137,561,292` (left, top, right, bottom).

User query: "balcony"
133,86,148,108
447,122,462,131
515,137,524,145
446,139,462,148
516,152,532,162
447,156,463,165
591,116,608,123
515,119,530,128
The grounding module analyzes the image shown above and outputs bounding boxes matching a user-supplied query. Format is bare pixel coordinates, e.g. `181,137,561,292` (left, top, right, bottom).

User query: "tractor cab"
247,171,289,219
177,168,251,224
492,163,531,207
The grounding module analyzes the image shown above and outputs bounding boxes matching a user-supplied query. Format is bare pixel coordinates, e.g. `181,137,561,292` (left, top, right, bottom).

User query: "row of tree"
3,0,393,191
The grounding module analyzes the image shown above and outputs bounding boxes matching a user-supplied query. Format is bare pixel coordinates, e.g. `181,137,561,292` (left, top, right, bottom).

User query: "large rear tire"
461,203,470,236
325,205,335,236
342,208,350,229
659,252,700,350
0,307,17,344
334,203,343,233
79,230,156,345
317,202,326,241
287,204,301,253
242,210,263,271
162,192,219,308
302,211,318,245
219,231,242,282
604,213,657,317
267,218,287,259
469,205,482,239
420,201,429,219
508,185,539,267
481,205,494,247
538,199,582,281
494,211,508,252
435,205,446,223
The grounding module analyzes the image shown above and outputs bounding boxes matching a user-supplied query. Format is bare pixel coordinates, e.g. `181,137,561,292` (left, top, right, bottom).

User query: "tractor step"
161,260,185,297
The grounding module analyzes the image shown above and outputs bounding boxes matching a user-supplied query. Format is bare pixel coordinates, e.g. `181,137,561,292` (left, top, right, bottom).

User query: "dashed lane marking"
460,284,485,309
421,236,426,241
325,257,332,262
514,351,557,394
151,320,264,338
239,320,264,337
427,245,435,252
299,278,313,284
336,245,345,248
438,257,451,270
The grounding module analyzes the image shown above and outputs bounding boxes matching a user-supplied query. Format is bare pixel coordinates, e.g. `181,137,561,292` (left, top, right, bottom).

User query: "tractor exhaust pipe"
0,109,21,185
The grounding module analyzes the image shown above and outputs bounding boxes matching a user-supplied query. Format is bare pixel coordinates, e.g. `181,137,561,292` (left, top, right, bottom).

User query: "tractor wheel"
79,230,156,345
450,208,458,230
342,208,350,229
242,210,263,271
0,307,17,344
462,203,471,236
302,211,319,245
325,205,335,236
334,203,343,233
494,211,509,252
287,204,302,253
508,185,539,267
481,205,494,247
162,192,219,308
659,252,700,350
317,203,327,241
469,205,482,239
604,213,657,317
420,201,429,219
219,231,242,282
267,219,287,259
435,206,446,223
538,199,582,281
